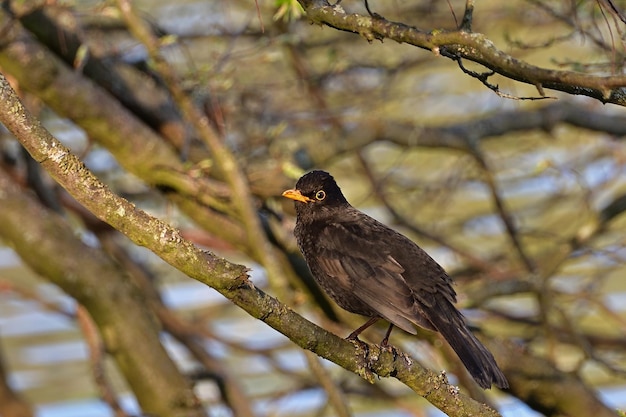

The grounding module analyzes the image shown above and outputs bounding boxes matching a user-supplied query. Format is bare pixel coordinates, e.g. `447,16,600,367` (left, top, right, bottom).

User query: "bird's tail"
428,305,508,389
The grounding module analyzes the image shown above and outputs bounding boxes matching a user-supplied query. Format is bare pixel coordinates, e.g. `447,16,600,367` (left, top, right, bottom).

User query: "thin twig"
304,351,353,417
469,149,536,274
76,305,129,417
454,57,556,100
460,0,473,31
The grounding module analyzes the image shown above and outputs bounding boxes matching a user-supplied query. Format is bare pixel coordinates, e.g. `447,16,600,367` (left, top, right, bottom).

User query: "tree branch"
297,100,626,165
0,348,33,417
297,0,626,106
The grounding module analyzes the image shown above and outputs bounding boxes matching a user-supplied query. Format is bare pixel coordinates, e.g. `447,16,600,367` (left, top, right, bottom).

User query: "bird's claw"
346,334,368,352
379,341,399,360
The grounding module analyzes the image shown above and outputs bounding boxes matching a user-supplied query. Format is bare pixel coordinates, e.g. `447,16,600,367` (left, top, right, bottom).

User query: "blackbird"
282,170,508,389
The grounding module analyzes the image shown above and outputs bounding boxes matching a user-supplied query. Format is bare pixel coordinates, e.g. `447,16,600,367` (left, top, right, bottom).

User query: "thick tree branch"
297,0,626,106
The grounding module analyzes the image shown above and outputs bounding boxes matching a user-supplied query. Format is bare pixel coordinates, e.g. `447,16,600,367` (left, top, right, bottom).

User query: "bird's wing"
314,221,434,333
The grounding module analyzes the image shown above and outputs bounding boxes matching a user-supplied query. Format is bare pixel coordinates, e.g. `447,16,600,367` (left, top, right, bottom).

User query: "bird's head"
282,170,349,218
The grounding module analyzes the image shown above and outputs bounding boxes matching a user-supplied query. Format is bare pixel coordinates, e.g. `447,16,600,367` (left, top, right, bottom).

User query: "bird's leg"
364,0,384,19
380,323,394,346
346,317,379,341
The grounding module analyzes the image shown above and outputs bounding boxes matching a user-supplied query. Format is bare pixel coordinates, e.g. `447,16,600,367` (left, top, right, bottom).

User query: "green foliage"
274,0,305,21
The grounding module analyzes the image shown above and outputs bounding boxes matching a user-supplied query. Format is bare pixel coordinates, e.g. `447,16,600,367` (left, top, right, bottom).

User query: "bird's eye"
315,190,326,200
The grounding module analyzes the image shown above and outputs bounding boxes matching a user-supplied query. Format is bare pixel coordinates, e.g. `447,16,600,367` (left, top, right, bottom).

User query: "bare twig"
466,149,537,274
76,306,128,417
526,0,625,59
304,351,353,417
454,57,557,100
0,342,33,417
460,0,473,31
0,279,74,319
601,0,626,24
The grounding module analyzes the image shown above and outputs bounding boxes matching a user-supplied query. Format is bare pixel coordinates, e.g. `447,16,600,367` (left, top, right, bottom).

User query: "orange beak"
282,189,313,203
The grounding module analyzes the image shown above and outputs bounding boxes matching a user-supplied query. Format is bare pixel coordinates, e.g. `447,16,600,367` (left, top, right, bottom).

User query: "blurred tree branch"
115,0,291,302
0,348,33,417
489,339,619,417
96,230,256,417
0,167,205,417
12,3,195,155
75,305,129,417
295,100,626,166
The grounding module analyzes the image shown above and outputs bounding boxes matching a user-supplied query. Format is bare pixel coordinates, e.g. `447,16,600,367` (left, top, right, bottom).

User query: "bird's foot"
346,335,377,382
346,334,370,356
379,341,399,360
346,331,367,346
346,331,361,341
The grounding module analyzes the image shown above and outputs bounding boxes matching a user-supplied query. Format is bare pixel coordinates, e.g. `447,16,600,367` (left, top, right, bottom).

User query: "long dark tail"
428,304,508,389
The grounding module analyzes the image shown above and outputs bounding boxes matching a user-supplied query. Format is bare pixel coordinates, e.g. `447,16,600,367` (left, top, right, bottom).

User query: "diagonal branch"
469,150,537,274
76,305,129,417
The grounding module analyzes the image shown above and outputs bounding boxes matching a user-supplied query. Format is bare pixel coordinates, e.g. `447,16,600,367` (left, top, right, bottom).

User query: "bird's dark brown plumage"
283,170,508,389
